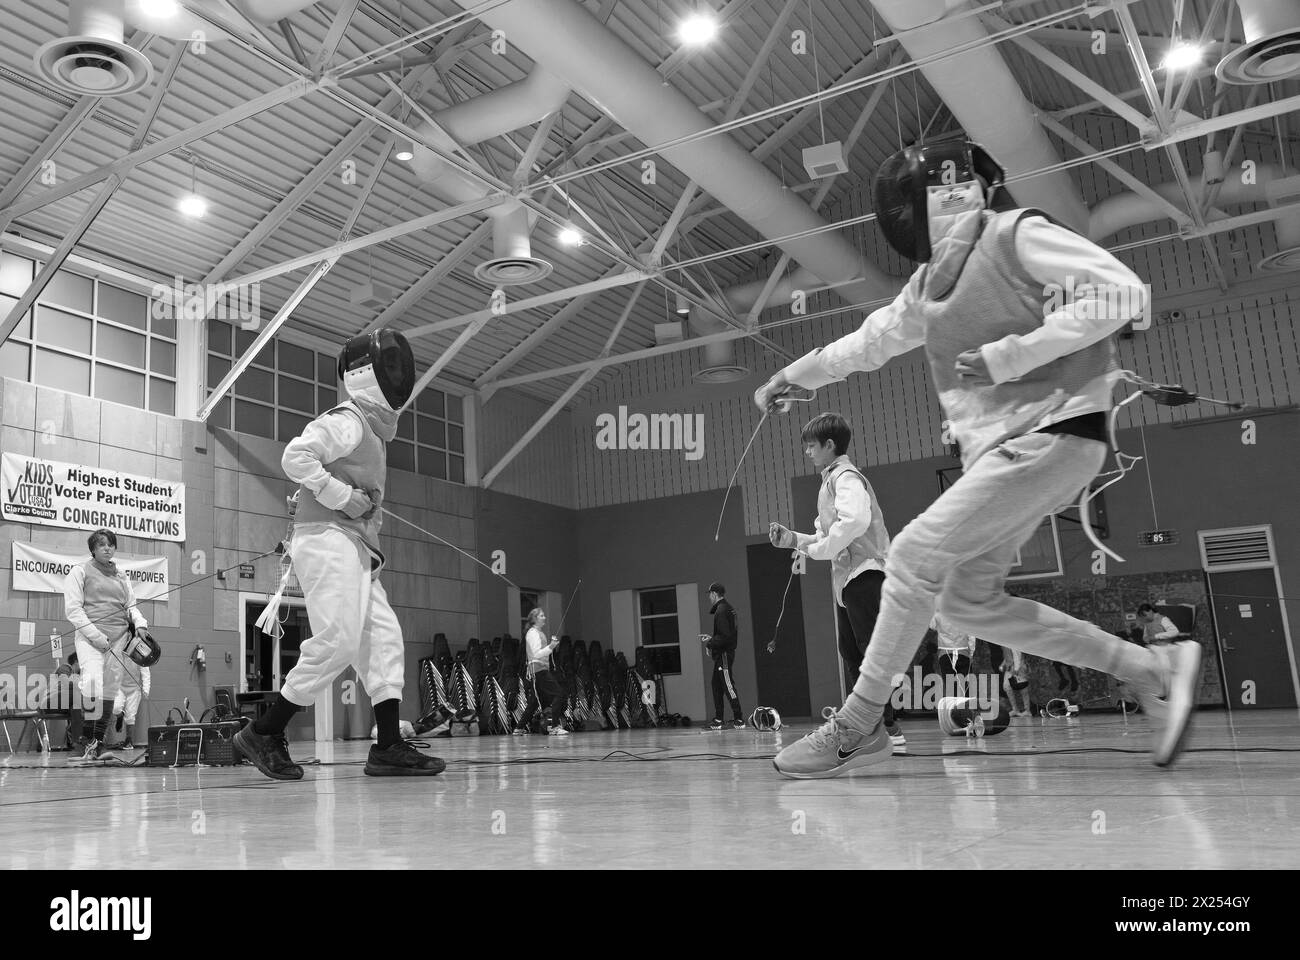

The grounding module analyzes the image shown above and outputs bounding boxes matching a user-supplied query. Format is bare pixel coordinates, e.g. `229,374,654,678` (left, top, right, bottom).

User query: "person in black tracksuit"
700,582,745,729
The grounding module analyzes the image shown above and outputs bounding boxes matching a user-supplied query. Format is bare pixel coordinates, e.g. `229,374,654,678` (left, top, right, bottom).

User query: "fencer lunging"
233,328,444,781
756,141,1202,779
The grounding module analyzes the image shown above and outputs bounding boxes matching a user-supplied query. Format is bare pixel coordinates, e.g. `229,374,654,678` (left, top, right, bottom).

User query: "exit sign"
1138,529,1180,546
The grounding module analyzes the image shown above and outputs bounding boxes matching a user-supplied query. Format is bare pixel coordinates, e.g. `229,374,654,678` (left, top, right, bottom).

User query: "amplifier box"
146,721,245,767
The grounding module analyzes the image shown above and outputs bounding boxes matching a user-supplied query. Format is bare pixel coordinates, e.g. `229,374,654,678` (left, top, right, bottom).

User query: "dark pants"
836,569,895,727
710,649,742,722
518,670,567,730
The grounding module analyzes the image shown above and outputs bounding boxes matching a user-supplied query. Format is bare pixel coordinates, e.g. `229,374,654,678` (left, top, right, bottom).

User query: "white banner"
12,542,170,601
1,452,185,542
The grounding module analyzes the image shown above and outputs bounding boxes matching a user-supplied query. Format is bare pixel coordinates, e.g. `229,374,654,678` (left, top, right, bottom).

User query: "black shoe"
121,738,135,751
708,719,723,730
365,740,446,777
732,718,746,729
233,725,304,781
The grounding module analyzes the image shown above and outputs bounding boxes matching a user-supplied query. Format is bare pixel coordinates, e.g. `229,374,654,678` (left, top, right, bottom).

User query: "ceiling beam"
480,281,647,488
0,79,319,225
403,269,653,339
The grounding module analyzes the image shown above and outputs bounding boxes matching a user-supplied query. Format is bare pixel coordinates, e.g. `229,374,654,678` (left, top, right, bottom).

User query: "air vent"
35,1,154,97
693,363,749,384
1199,526,1275,570
802,142,848,180
1216,0,1300,85
473,256,553,287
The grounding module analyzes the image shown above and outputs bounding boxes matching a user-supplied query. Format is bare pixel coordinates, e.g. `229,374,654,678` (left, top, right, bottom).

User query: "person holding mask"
63,529,148,761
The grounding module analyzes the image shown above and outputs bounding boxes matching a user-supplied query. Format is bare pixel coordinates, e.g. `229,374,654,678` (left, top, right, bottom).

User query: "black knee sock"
253,693,301,735
81,698,100,741
374,699,401,749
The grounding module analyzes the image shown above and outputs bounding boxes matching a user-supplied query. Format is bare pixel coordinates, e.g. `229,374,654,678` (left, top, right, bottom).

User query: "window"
0,254,177,414
637,587,680,675
206,321,347,444
205,319,468,484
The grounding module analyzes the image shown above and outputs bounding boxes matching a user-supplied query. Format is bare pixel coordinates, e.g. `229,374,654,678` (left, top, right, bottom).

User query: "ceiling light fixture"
178,155,207,218
1162,42,1204,72
558,226,583,247
678,11,719,46
138,0,180,16
394,138,414,162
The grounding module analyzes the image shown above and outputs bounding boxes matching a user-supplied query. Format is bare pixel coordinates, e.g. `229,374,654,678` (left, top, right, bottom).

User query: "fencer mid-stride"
755,140,1202,779
233,328,444,780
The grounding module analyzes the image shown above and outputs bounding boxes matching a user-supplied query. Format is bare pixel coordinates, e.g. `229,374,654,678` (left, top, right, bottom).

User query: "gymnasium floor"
1,711,1296,870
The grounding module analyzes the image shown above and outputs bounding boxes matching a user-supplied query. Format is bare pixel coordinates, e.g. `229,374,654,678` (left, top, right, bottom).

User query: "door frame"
240,592,331,741
1198,525,1300,710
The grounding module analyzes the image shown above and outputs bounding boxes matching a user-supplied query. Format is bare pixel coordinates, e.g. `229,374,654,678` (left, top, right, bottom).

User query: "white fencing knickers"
113,662,151,724
279,525,405,708
74,634,126,719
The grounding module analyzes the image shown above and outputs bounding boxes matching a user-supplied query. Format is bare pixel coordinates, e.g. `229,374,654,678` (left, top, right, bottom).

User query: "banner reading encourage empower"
12,542,170,600
1,453,185,542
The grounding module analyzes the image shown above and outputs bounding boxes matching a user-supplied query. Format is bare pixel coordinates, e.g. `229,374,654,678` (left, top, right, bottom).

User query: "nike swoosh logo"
835,746,862,763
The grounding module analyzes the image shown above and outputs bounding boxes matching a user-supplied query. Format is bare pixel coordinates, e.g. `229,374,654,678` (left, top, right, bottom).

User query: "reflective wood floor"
2,711,1296,869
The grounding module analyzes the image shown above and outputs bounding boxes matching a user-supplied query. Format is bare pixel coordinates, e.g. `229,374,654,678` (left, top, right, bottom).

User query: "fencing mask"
937,696,1011,737
872,140,1007,262
749,706,782,731
125,628,161,667
338,328,415,413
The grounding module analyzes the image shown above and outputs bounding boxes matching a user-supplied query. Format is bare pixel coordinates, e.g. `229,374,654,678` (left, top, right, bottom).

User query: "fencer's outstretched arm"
282,409,365,511
754,280,925,409
979,216,1147,384
794,475,872,561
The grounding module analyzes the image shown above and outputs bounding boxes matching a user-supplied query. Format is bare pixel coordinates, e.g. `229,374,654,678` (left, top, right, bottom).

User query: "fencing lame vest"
919,208,1119,468
293,400,387,561
820,459,890,606
79,559,132,641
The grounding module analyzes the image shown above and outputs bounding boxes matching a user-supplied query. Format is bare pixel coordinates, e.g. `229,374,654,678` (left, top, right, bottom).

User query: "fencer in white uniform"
233,328,444,781
63,528,151,761
759,141,1203,778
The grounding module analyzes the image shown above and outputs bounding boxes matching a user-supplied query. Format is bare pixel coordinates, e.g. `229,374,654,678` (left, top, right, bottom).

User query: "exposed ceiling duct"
1087,164,1300,273
868,0,1089,233
1216,0,1300,85
408,67,569,287
35,0,156,96
445,0,892,382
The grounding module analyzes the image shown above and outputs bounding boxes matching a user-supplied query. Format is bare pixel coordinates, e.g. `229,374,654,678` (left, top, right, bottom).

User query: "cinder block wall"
0,377,478,746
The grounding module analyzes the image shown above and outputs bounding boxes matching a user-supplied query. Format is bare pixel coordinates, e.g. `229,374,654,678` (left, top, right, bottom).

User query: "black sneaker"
732,719,746,729
71,739,106,762
233,725,304,781
708,719,723,730
121,738,135,751
365,740,446,777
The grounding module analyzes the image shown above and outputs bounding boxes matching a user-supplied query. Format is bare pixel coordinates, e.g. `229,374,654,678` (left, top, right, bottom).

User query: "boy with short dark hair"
769,413,902,745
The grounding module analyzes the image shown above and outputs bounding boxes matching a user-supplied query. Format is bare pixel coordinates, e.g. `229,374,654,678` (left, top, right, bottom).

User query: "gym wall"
0,376,479,737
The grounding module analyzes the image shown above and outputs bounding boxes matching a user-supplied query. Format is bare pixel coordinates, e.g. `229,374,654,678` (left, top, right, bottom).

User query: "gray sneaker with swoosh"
773,706,893,779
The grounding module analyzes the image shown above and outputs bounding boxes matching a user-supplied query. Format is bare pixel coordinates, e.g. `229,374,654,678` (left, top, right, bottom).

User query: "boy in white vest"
768,413,902,746
233,328,444,780
756,141,1201,778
